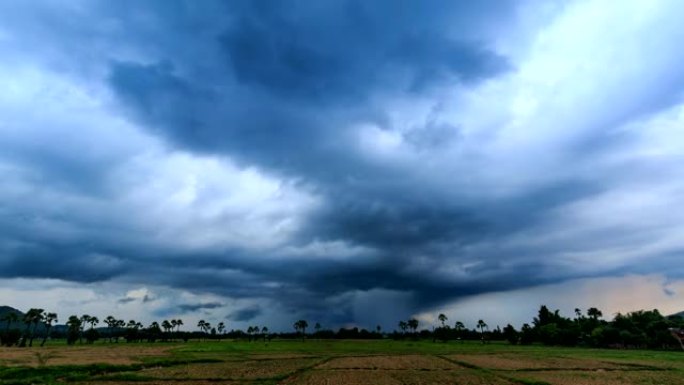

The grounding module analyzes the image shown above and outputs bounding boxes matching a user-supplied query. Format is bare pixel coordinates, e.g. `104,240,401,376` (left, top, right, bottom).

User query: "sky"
1,0,684,332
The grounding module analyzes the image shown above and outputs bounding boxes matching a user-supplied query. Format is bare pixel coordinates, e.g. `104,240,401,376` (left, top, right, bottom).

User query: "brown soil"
318,355,458,370
0,345,173,366
448,354,628,370
142,358,318,380
285,369,516,385
507,369,684,385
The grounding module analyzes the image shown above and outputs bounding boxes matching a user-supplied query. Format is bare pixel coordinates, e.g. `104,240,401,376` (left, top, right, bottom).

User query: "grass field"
1,340,683,384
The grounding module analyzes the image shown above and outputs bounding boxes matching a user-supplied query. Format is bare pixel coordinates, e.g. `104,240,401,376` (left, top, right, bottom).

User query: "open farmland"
0,340,682,385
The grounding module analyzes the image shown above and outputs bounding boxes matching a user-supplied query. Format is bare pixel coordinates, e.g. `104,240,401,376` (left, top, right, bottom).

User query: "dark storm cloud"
177,302,224,313
3,0,684,329
226,305,262,322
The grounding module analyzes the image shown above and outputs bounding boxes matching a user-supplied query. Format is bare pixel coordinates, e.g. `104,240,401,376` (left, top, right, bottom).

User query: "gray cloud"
1,0,684,329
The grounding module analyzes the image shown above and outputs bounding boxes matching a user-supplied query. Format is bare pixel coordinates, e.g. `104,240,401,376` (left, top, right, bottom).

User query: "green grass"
1,339,682,384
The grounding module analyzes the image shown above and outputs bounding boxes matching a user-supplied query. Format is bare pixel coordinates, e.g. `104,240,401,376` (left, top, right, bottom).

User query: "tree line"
1,305,683,350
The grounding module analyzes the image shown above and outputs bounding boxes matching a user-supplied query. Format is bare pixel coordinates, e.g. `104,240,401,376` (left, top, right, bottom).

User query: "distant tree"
294,320,308,341
477,320,488,344
407,318,419,335
162,320,172,340
104,316,117,342
376,325,382,334
22,308,44,347
454,321,465,342
398,321,408,335
79,315,91,344
502,324,518,345
438,314,448,328
2,312,18,331
197,320,207,340
261,326,268,342
315,322,321,333
40,312,58,347
217,322,226,339
175,319,184,333
587,307,603,321
66,315,82,345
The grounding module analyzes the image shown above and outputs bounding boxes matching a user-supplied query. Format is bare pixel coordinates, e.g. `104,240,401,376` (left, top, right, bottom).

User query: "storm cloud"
1,0,684,328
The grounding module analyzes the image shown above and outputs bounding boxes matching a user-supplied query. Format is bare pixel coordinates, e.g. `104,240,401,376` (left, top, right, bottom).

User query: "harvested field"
287,368,516,385
2,340,683,385
448,353,636,370
318,354,457,370
0,345,173,367
507,369,684,385
141,358,319,380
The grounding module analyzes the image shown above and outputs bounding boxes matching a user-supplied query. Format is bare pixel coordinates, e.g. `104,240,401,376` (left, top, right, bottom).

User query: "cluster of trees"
497,306,684,349
2,305,683,350
422,306,684,350
0,308,58,347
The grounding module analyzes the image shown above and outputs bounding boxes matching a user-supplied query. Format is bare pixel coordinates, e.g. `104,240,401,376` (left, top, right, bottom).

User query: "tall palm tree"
40,313,58,347
79,315,91,344
407,318,419,334
23,308,44,347
477,320,488,344
2,312,18,331
293,320,308,341
162,320,172,340
89,316,99,330
398,321,408,334
217,322,225,339
587,307,603,321
438,314,448,328
104,316,117,342
261,326,268,342
66,315,82,345
175,319,184,333
454,321,465,342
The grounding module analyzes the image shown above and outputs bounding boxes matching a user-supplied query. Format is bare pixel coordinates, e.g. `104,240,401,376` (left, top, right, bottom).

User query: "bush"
0,329,21,346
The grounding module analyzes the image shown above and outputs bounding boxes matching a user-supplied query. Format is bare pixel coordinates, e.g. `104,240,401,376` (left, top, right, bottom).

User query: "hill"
0,305,25,330
669,311,684,319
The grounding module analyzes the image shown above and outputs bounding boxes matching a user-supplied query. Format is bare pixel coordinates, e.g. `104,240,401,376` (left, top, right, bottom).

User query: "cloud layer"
1,0,684,328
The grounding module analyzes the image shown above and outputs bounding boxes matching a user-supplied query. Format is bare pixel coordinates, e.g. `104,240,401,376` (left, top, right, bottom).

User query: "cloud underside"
1,0,684,325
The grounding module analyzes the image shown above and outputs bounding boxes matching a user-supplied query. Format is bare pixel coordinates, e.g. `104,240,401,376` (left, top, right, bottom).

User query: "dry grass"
0,345,173,367
507,369,684,385
448,353,632,370
318,355,457,370
141,358,318,380
286,369,516,385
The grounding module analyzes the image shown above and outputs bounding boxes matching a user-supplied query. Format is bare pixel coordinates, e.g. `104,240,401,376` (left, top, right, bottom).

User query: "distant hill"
0,306,25,329
670,311,684,319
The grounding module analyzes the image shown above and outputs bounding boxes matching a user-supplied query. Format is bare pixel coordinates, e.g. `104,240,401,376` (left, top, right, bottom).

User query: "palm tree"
175,319,184,333
162,320,172,340
454,321,465,342
40,312,58,347
89,316,99,330
587,307,603,321
477,320,488,344
66,315,82,345
217,322,225,340
407,318,419,335
197,320,206,340
79,315,91,344
104,316,117,342
2,312,18,331
438,314,448,328
23,308,44,347
261,326,268,342
294,320,308,341
115,319,125,342
398,321,408,334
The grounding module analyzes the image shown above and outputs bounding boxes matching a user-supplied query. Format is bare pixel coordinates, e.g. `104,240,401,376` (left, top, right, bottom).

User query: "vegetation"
0,305,683,352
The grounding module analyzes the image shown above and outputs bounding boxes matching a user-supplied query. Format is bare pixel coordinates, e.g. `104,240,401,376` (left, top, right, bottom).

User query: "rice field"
0,340,682,384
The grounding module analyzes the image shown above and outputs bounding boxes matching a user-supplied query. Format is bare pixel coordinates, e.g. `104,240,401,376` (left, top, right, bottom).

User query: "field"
1,340,683,385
